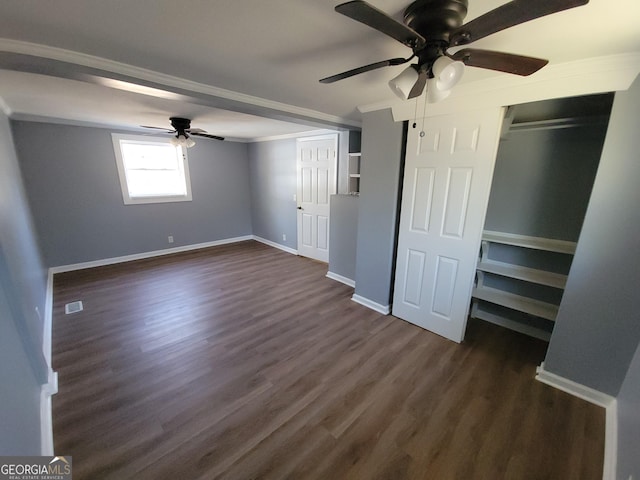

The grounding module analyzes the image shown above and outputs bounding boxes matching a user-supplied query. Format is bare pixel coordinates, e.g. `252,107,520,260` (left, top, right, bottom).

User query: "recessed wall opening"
473,93,615,342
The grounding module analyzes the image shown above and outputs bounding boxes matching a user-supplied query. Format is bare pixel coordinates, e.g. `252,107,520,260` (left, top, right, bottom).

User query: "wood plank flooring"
52,240,604,479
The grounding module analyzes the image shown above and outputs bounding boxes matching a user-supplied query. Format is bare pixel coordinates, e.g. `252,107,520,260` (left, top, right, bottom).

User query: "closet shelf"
482,230,576,254
509,115,610,133
348,152,362,157
471,303,552,342
477,260,567,289
472,286,558,321
349,173,361,178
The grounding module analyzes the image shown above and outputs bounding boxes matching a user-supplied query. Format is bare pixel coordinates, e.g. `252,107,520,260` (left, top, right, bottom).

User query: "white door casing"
392,108,504,343
296,134,337,263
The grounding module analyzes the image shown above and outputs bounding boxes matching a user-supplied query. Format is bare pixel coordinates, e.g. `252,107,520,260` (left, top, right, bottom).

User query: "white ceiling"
0,0,639,141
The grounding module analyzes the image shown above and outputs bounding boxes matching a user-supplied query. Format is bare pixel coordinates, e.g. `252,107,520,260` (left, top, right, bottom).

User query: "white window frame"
112,133,193,205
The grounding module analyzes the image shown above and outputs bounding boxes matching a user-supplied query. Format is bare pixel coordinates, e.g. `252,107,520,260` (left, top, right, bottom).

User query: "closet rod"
509,115,609,133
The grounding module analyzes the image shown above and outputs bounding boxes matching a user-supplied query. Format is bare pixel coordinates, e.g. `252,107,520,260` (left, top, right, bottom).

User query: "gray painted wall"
354,109,405,307
544,76,640,396
0,111,47,454
12,121,253,267
617,341,640,480
247,138,298,250
485,124,606,241
328,195,359,281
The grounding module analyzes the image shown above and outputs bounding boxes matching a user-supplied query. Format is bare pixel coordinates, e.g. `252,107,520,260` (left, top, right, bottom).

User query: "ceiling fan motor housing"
404,0,468,41
404,0,469,72
169,117,191,134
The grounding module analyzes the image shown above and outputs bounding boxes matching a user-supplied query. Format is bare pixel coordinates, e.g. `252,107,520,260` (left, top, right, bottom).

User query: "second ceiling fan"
320,0,589,100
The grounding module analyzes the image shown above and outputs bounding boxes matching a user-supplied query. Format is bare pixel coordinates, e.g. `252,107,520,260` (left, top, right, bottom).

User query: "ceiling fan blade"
191,132,225,141
407,70,428,99
186,127,207,134
451,49,548,76
335,1,425,48
320,56,412,83
450,0,589,46
141,125,173,131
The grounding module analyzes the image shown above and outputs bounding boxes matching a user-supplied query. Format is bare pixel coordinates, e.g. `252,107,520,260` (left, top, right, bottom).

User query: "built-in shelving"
471,231,577,341
482,230,576,254
476,260,567,289
472,286,558,321
348,152,361,194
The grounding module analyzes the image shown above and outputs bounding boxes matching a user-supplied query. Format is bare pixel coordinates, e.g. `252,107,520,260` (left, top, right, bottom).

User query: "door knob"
297,206,303,210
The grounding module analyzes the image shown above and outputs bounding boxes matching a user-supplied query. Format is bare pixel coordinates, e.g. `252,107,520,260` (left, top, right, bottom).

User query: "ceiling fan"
141,117,224,148
320,0,589,101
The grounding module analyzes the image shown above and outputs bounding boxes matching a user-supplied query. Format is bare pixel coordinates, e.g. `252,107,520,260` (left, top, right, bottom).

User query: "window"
112,133,192,205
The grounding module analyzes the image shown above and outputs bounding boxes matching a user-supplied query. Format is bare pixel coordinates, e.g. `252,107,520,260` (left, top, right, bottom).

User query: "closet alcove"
472,93,615,341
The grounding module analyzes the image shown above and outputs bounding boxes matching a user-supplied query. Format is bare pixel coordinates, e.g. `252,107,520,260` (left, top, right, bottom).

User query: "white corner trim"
0,95,11,116
535,363,615,408
351,294,391,315
0,39,361,129
43,269,54,367
326,271,355,288
49,236,253,273
535,363,617,480
41,269,57,456
603,399,618,480
252,236,298,255
40,370,58,456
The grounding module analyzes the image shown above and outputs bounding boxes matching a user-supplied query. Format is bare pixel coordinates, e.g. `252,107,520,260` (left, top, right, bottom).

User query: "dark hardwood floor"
52,240,604,479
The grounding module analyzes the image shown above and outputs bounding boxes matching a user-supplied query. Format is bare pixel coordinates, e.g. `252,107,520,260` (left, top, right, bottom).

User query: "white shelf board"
348,152,362,156
471,302,552,341
483,230,576,254
349,173,361,178
472,286,558,321
477,260,567,289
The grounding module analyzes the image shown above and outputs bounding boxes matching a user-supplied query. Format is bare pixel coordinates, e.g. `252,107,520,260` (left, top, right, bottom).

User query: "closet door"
392,108,504,343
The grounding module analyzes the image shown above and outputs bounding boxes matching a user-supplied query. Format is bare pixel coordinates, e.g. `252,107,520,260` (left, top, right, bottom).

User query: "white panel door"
296,134,337,263
392,108,504,342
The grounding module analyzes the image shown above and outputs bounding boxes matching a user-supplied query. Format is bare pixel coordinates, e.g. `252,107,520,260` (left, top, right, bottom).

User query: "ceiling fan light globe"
426,78,452,103
389,66,420,100
170,136,180,146
432,57,465,91
185,137,196,148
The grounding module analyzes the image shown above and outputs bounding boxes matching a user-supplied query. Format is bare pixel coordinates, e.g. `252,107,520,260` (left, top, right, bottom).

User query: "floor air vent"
65,301,84,314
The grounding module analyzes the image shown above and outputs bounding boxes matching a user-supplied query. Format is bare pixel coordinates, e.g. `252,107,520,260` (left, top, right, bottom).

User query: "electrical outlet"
168,235,174,244
282,234,287,241
293,194,297,202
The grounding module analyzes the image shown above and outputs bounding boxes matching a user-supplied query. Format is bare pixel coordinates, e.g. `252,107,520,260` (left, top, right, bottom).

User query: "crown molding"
249,128,340,143
0,39,362,130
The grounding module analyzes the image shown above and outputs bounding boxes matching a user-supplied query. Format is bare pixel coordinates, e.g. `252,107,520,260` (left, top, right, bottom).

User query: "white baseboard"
252,236,298,255
536,363,617,480
49,236,254,274
326,271,355,288
351,294,391,315
535,363,615,407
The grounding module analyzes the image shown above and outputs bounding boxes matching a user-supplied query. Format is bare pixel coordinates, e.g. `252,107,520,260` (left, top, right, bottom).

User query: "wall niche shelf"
471,230,577,342
348,152,361,194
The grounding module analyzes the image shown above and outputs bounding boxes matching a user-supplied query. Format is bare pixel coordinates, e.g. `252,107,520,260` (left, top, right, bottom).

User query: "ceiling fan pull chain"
419,84,428,137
